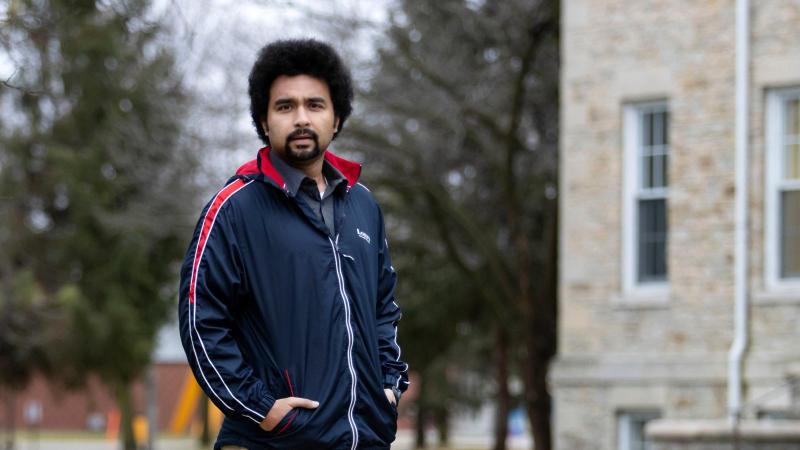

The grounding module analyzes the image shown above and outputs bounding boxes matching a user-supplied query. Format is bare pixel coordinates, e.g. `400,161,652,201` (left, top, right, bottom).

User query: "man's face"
261,74,339,165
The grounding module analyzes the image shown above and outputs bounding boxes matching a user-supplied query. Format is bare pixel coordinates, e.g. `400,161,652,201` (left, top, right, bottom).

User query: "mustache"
287,128,319,141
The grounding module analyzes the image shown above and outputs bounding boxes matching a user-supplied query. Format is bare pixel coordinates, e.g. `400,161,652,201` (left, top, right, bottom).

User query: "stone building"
553,1,800,449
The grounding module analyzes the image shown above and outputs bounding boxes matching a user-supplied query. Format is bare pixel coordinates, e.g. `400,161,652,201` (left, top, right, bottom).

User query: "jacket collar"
268,149,347,198
235,146,362,192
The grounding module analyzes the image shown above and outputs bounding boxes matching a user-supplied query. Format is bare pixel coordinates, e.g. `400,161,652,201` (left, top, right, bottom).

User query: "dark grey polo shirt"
269,150,347,237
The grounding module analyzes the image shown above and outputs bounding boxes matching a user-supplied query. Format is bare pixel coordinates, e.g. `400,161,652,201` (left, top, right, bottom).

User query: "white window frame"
764,87,800,292
622,101,670,298
617,409,661,450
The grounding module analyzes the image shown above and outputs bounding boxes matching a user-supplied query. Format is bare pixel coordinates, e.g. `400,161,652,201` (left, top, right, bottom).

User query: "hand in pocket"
384,388,396,406
260,397,319,432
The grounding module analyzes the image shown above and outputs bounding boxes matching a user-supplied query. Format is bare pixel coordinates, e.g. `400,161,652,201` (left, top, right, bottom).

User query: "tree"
342,0,560,448
378,187,489,447
0,270,55,450
0,1,198,449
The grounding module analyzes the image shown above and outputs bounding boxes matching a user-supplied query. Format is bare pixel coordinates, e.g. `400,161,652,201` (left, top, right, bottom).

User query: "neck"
281,152,327,192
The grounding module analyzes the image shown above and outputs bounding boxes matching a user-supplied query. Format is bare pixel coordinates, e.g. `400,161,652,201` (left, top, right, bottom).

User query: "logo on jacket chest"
356,228,371,244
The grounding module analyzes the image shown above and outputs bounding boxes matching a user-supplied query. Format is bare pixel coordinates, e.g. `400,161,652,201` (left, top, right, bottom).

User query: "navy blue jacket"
178,147,409,449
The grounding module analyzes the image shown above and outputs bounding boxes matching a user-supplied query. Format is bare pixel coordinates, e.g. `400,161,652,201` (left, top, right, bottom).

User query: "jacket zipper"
329,234,359,450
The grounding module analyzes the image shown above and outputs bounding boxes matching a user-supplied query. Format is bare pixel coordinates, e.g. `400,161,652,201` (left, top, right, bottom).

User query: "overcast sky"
159,0,393,188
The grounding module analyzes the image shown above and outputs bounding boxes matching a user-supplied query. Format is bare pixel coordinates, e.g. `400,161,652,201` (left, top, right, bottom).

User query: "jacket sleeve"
178,188,275,425
375,205,410,395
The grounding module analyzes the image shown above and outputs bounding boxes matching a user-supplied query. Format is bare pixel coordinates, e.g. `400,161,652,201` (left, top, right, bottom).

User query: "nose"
294,106,310,128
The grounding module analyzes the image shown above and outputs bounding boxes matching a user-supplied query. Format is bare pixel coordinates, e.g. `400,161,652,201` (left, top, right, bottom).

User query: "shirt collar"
268,150,347,197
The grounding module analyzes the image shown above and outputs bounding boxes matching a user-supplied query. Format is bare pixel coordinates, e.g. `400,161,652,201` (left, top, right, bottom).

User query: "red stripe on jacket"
189,178,249,304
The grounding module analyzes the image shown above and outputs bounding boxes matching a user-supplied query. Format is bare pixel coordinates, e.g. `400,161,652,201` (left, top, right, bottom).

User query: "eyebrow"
273,96,328,106
273,98,294,107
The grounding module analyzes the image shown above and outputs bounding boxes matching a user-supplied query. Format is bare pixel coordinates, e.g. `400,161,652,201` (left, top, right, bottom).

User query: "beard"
283,128,322,162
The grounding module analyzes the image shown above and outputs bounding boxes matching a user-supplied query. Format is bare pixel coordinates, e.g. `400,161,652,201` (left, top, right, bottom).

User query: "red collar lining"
235,147,362,189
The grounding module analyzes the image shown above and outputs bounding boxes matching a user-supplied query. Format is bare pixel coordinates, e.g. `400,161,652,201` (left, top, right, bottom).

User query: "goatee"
284,128,322,162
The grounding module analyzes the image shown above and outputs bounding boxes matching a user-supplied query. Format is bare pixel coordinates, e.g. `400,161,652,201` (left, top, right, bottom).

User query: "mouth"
286,129,319,152
289,137,314,149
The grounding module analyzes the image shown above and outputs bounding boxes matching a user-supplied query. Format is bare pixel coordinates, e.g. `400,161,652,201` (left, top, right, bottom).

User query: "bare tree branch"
1,68,42,96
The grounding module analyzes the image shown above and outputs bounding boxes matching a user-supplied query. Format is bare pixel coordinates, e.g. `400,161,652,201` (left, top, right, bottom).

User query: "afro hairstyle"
248,39,354,146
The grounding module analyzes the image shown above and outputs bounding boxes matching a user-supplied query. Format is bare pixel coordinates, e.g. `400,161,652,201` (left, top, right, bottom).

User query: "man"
178,39,409,450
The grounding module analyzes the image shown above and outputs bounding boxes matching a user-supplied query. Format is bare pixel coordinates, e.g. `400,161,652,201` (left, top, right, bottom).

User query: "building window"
623,102,670,295
765,88,800,289
617,410,660,450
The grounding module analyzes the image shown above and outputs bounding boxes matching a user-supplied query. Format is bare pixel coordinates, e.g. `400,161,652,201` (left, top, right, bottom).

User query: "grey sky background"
164,0,393,187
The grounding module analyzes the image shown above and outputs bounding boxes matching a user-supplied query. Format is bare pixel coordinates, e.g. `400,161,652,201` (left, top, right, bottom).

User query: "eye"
309,102,324,110
275,103,292,112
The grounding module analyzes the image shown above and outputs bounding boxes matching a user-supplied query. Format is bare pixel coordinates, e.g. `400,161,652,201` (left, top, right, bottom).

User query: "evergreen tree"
343,1,559,448
0,1,198,448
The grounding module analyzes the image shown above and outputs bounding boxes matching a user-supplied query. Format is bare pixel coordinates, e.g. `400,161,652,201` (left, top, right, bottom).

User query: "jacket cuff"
382,373,400,389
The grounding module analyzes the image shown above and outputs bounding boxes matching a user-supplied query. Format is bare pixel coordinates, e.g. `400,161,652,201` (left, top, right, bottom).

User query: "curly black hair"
248,39,354,146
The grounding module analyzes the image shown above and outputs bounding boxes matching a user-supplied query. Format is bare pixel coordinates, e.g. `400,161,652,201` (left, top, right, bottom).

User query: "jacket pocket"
272,409,300,435
283,368,297,398
270,368,304,436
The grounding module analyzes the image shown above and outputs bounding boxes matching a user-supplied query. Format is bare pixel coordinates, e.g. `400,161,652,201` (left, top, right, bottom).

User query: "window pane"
642,112,653,147
781,190,800,278
653,112,664,147
638,198,668,282
786,98,800,179
618,411,661,450
786,143,800,180
652,154,662,188
639,109,669,190
632,416,657,450
631,420,645,450
787,98,799,137
642,154,653,189
652,153,667,188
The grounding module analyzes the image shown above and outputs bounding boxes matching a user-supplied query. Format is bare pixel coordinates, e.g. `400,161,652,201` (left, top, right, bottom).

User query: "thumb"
286,397,320,409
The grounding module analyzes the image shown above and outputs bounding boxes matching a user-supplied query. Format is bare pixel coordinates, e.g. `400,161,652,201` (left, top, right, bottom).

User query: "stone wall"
559,0,739,359
647,420,800,450
555,0,800,449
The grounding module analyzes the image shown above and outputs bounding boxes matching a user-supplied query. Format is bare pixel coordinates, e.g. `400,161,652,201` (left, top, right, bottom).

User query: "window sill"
753,288,800,306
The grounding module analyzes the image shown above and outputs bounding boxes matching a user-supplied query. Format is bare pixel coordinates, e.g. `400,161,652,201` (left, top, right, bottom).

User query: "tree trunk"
522,203,558,450
493,328,510,450
4,389,14,450
414,374,427,449
114,383,137,450
434,405,449,447
523,357,552,450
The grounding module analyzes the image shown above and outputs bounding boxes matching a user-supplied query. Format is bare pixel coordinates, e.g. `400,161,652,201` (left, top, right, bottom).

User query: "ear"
260,118,269,135
333,117,340,134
